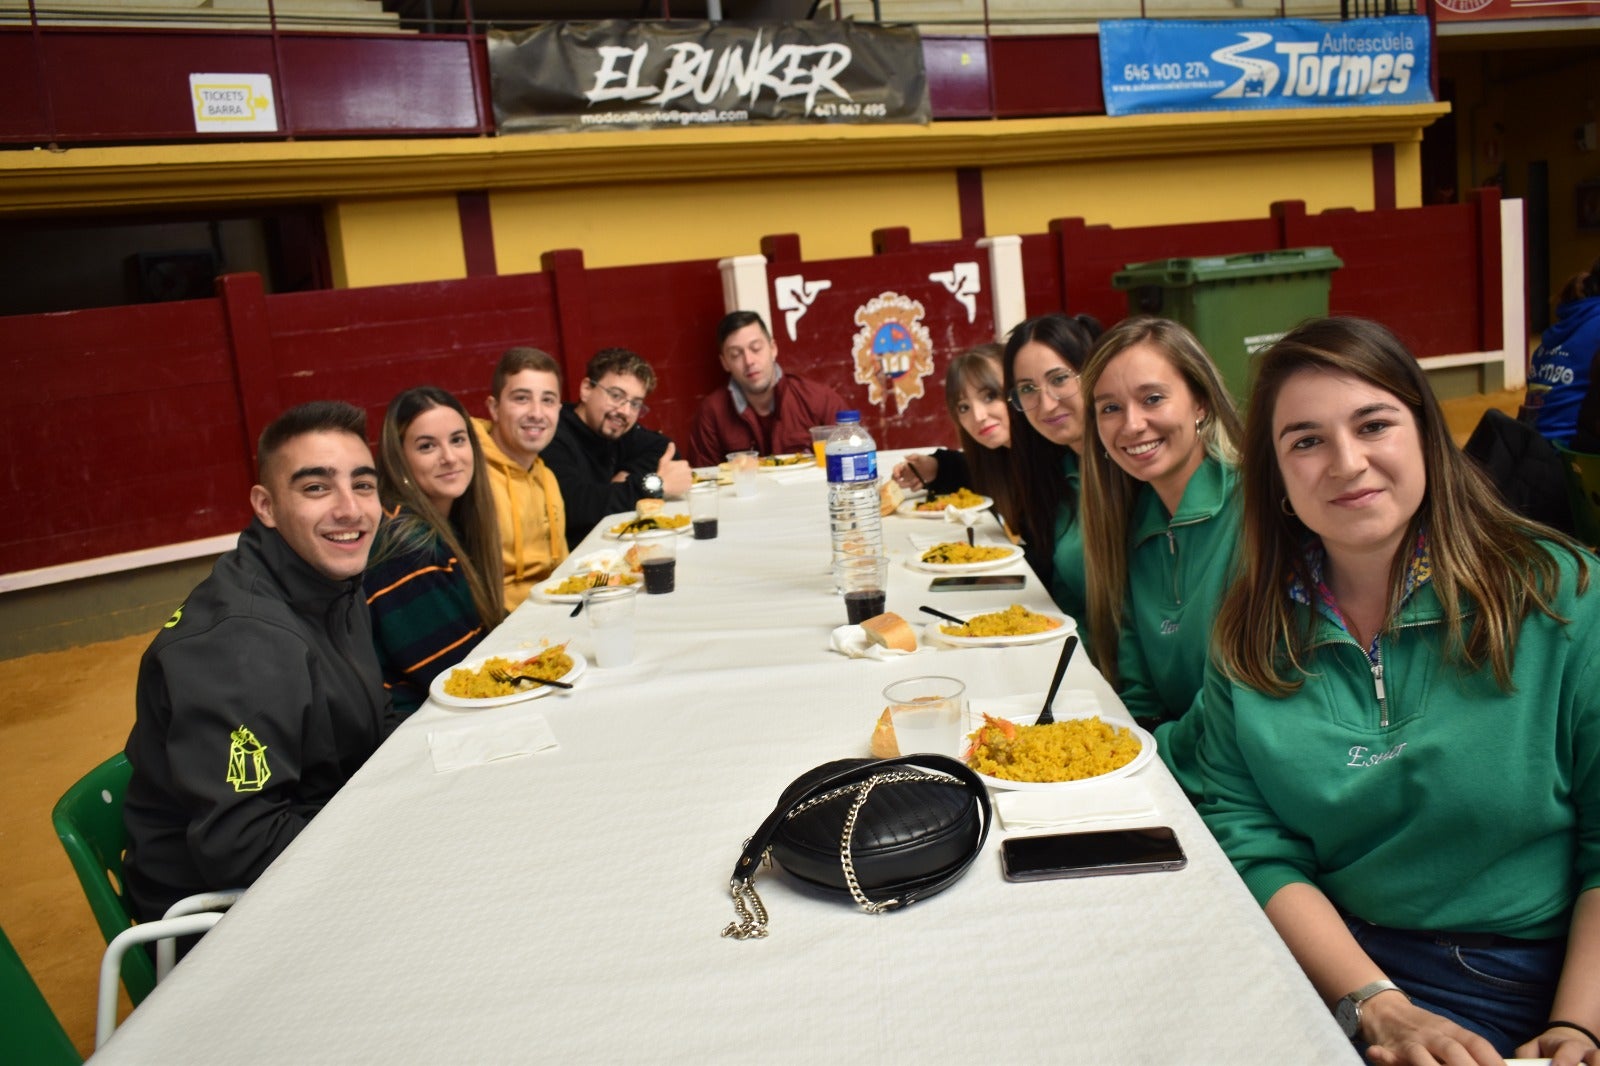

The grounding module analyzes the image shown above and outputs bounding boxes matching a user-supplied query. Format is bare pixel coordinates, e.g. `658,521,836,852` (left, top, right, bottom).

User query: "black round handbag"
721,754,992,939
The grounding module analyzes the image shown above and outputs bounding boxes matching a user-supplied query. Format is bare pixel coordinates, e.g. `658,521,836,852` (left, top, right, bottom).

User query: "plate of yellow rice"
898,489,992,518
904,541,1023,574
927,604,1074,647
958,704,1155,791
429,647,586,709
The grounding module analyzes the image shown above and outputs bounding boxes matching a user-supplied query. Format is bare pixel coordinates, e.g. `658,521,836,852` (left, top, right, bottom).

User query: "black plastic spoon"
1035,634,1080,726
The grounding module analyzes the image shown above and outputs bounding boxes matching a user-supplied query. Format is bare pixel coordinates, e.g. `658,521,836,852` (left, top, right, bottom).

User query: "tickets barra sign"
488,20,930,133
1099,17,1431,117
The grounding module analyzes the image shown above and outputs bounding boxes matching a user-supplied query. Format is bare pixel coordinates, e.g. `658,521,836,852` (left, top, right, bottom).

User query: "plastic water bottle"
826,410,883,563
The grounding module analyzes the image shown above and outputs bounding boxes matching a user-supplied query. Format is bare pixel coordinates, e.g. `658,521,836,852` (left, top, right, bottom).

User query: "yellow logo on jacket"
225,725,271,793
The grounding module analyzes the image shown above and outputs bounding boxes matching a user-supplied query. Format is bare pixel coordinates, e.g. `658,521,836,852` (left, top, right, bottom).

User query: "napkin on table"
428,714,559,774
994,778,1158,831
830,624,923,660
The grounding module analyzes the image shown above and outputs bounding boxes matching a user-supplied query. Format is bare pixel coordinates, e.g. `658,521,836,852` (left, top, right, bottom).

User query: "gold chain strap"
721,875,770,940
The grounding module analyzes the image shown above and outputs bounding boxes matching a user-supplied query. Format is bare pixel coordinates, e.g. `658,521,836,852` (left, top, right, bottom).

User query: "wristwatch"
634,472,664,499
1334,980,1405,1038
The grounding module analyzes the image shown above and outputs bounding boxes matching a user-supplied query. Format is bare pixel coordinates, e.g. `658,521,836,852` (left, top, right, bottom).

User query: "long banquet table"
93,453,1357,1064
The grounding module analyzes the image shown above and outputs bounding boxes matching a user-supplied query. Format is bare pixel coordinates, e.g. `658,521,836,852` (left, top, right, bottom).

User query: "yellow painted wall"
324,195,467,288
982,146,1379,234
489,169,963,270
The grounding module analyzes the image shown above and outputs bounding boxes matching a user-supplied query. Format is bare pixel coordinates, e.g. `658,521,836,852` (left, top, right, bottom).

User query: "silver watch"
637,472,664,498
1335,979,1404,1038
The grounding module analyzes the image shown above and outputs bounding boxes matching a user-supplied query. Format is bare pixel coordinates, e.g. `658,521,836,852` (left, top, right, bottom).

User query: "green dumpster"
1111,247,1343,403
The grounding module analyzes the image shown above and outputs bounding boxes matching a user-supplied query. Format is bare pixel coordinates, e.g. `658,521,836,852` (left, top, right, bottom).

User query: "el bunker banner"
1099,16,1431,117
489,20,930,133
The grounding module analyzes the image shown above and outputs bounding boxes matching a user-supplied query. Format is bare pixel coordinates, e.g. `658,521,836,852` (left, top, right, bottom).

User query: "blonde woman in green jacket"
1199,316,1600,1064
1079,316,1244,795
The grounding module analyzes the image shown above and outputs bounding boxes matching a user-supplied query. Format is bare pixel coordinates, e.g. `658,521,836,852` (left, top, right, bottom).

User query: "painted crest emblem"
850,292,934,415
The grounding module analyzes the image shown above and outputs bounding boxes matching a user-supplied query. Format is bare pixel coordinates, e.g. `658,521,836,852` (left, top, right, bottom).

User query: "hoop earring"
1280,496,1296,517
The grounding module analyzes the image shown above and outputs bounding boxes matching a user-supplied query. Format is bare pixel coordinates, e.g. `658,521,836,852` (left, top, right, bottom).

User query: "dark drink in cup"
844,589,885,624
693,518,718,540
642,557,676,594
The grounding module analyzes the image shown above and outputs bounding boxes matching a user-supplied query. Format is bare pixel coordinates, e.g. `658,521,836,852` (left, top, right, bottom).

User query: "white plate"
960,710,1157,792
429,650,587,709
897,494,994,519
925,608,1075,647
534,576,641,604
759,453,815,471
904,542,1023,574
602,516,694,540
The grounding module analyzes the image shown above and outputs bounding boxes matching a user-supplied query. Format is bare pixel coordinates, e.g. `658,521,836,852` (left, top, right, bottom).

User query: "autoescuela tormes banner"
1099,16,1431,117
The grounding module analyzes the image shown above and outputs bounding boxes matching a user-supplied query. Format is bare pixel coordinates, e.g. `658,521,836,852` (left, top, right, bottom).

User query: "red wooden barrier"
0,194,1506,575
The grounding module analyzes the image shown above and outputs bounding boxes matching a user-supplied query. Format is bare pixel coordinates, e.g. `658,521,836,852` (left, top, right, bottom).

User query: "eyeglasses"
590,380,648,415
1008,368,1079,412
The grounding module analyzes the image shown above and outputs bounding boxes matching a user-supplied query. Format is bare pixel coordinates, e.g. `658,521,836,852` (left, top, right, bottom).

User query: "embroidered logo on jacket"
163,604,185,629
1159,618,1180,635
1346,742,1406,768
226,725,271,792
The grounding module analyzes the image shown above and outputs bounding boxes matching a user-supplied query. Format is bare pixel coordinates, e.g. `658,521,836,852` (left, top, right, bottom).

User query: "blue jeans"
1343,918,1566,1055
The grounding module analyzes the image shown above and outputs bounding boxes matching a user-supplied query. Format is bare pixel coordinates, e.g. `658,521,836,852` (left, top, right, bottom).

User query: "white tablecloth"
93,455,1357,1065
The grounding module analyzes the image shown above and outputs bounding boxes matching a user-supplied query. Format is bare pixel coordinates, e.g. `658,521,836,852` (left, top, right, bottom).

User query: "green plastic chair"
51,752,156,1005
0,923,82,1066
1556,444,1600,550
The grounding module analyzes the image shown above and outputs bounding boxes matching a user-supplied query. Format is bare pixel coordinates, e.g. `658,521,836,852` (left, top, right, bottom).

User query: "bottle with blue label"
825,410,883,563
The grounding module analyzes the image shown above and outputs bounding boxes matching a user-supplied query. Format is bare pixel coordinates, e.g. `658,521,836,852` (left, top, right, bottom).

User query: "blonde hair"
1078,316,1242,682
1214,316,1588,695
373,387,506,630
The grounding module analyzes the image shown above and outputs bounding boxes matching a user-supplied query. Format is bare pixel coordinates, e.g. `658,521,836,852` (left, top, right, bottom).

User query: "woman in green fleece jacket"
1079,315,1244,795
1200,317,1600,1064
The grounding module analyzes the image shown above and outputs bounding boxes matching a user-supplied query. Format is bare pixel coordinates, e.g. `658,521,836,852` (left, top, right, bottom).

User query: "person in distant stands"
122,401,397,927
541,347,693,548
686,310,846,467
1528,254,1600,448
472,347,569,611
365,386,505,715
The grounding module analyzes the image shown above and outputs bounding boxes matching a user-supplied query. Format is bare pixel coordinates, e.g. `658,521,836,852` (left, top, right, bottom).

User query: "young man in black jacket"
122,401,398,926
541,347,693,547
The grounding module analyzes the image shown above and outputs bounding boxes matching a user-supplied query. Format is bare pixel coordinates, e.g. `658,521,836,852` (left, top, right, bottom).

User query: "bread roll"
869,707,899,759
879,478,906,517
636,498,664,517
860,611,916,652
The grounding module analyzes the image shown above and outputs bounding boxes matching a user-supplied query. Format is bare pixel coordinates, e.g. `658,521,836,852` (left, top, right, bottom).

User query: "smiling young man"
686,311,846,467
471,346,569,610
122,401,398,928
540,347,693,548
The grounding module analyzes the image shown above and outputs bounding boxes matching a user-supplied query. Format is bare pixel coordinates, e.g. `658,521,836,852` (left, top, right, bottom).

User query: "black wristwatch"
634,472,664,499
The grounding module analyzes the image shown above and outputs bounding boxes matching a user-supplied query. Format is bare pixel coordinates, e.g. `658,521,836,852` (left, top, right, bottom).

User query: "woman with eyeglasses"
365,386,506,716
891,343,1014,513
1198,317,1600,1064
1080,315,1243,794
999,313,1103,637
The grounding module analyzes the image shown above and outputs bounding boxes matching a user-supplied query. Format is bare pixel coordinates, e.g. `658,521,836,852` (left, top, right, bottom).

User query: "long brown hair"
374,386,506,629
1079,316,1242,681
1001,313,1101,567
1215,316,1588,695
942,343,1013,522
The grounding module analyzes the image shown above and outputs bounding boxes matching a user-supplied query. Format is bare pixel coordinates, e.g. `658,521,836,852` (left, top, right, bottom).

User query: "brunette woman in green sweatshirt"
1200,317,1600,1064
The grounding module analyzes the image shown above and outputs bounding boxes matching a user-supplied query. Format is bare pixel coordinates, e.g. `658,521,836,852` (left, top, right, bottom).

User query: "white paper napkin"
771,467,820,486
428,715,559,774
994,778,1158,831
829,624,923,660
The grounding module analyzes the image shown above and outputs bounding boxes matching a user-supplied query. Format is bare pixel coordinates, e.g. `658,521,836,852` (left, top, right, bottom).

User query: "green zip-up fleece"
1050,450,1089,654
1116,455,1241,795
1197,544,1600,939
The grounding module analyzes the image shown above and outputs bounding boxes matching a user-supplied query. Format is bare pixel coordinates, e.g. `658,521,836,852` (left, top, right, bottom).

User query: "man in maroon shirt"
686,311,847,467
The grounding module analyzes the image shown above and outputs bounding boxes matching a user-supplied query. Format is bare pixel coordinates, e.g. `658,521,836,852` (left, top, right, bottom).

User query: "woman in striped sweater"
364,386,505,715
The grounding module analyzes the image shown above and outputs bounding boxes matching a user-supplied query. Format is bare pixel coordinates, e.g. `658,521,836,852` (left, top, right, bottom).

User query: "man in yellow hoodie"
472,347,569,611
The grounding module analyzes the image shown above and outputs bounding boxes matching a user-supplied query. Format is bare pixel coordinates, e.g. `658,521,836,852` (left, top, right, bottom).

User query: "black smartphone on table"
1000,827,1187,881
929,574,1026,592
